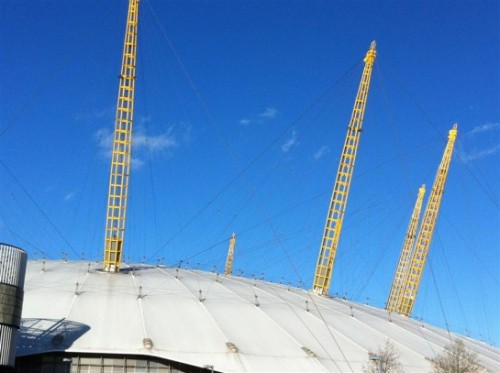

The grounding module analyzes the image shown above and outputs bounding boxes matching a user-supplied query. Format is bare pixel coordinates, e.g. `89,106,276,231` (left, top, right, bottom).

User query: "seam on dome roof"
64,269,92,321
216,273,353,372
178,269,250,372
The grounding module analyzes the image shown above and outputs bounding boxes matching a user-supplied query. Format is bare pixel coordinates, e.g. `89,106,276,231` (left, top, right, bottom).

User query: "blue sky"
1,0,499,347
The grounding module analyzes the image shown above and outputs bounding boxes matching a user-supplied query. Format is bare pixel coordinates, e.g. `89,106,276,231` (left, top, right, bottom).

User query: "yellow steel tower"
386,184,426,313
313,41,377,295
224,233,236,275
103,0,140,272
398,123,458,316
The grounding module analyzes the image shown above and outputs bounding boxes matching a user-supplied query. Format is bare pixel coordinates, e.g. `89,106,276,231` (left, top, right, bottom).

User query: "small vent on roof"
143,338,154,350
226,342,239,353
301,346,316,358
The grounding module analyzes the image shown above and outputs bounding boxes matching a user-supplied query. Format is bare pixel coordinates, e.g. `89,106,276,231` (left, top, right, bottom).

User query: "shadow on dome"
16,318,90,356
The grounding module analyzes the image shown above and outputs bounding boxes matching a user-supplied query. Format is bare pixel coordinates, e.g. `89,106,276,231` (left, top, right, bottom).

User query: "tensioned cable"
394,78,499,209
144,0,363,261
434,232,470,338
375,62,415,199
427,258,452,340
145,59,363,262
0,4,116,141
0,158,79,258
454,138,499,209
0,192,45,257
143,2,364,365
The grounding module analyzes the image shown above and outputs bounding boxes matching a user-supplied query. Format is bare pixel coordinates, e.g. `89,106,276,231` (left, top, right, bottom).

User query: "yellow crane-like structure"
397,123,458,316
386,184,426,313
312,41,377,295
103,0,140,272
224,233,236,275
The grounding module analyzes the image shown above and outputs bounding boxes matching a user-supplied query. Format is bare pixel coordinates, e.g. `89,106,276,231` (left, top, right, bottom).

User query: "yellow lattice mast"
103,0,140,272
386,184,426,313
224,233,236,275
312,41,377,295
398,123,458,316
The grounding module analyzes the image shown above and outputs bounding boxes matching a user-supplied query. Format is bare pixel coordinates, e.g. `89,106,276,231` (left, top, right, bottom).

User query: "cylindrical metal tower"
0,243,27,368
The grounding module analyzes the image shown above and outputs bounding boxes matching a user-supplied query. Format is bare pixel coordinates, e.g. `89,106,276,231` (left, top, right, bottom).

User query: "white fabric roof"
17,260,499,372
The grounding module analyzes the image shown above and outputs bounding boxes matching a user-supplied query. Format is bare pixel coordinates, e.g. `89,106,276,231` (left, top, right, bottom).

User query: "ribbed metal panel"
0,243,27,287
0,243,27,368
0,324,17,366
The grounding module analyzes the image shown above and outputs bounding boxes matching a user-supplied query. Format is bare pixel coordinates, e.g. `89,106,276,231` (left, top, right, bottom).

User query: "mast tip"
370,40,377,50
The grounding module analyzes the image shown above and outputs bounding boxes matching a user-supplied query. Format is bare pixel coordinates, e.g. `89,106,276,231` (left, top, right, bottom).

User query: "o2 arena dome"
13,260,500,372
3,1,499,372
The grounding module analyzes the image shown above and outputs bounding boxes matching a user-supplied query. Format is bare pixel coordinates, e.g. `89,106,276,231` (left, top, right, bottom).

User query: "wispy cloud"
63,190,77,202
459,122,500,162
239,106,279,125
460,144,500,162
131,157,145,170
468,122,500,136
259,107,279,119
281,129,298,153
95,124,180,168
239,118,254,126
134,130,177,152
314,145,329,160
95,127,113,157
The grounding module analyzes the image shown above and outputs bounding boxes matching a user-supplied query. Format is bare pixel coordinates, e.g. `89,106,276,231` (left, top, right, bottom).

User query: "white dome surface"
17,260,499,372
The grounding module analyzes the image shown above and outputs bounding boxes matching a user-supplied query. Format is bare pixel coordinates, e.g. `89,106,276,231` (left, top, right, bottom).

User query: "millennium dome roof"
17,260,499,372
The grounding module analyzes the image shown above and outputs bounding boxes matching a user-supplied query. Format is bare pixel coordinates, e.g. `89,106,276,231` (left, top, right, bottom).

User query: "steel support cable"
0,198,43,257
139,8,360,362
455,137,499,209
442,214,499,289
250,282,344,371
146,0,364,254
434,232,471,339
216,272,344,371
427,258,452,342
374,62,416,200
145,57,363,261
0,158,79,258
455,158,499,287
171,170,321,270
350,211,409,303
136,35,162,261
0,5,117,141
393,77,499,210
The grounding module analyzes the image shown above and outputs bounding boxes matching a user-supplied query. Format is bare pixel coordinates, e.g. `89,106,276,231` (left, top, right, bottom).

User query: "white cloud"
461,144,500,162
134,130,177,152
239,118,253,126
314,145,329,160
259,107,279,119
459,122,500,162
281,129,298,153
468,122,500,136
95,124,179,171
95,127,113,157
131,157,145,170
63,190,77,202
239,106,279,125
